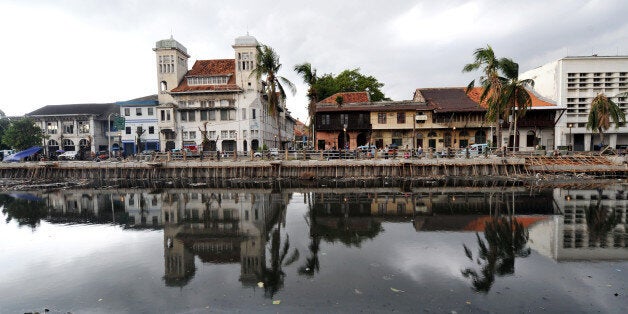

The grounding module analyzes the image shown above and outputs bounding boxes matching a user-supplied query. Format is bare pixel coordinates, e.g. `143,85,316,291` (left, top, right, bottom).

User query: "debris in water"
257,282,264,288
273,300,281,305
390,287,404,293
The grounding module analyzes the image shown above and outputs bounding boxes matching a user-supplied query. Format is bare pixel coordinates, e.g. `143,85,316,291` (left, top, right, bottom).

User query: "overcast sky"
1,0,627,122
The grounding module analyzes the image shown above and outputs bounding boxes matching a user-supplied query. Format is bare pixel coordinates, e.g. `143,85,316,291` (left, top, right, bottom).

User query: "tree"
312,68,389,102
0,118,11,150
1,117,44,150
463,45,507,149
251,44,296,149
135,126,146,153
586,93,626,148
294,62,319,143
499,58,535,151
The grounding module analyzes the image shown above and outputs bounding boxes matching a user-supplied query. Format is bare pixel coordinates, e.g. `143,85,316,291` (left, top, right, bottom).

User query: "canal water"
1,184,627,313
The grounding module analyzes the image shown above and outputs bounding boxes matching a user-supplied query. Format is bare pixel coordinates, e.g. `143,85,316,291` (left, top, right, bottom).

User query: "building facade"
27,103,118,159
153,35,294,153
520,56,628,151
117,95,160,154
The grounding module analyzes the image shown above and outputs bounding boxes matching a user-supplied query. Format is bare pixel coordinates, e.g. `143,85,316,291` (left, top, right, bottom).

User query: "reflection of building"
161,191,282,286
529,187,628,261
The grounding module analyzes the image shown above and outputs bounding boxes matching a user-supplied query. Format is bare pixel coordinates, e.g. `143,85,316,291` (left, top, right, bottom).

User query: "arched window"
63,139,75,151
160,81,167,93
47,139,59,146
79,139,90,148
427,131,437,137
443,132,452,147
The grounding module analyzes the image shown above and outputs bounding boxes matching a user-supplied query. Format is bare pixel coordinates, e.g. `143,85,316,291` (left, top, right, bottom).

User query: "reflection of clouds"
376,226,474,284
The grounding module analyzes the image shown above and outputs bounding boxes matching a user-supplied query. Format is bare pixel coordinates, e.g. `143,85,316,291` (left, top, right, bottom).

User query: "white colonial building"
153,35,294,153
521,56,628,151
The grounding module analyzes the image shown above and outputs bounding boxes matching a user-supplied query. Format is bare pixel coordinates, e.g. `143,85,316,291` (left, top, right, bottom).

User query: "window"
321,114,330,125
243,130,247,138
181,111,187,121
242,108,247,119
340,114,349,126
124,108,130,116
188,111,195,122
125,127,131,134
209,110,216,121
397,112,405,124
136,126,143,135
200,110,208,120
47,122,58,134
189,131,196,139
220,109,228,121
78,121,89,133
160,110,166,121
229,109,236,120
179,101,187,108
229,130,236,138
378,112,386,124
136,108,142,116
252,109,256,119
148,126,154,134
63,123,74,134
147,108,154,116
182,131,188,139
208,131,216,139
221,130,228,139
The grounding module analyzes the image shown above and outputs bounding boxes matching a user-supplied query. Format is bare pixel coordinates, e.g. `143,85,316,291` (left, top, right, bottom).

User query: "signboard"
113,116,125,131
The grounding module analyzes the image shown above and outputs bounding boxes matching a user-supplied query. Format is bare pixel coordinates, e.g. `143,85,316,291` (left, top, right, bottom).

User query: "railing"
38,146,622,163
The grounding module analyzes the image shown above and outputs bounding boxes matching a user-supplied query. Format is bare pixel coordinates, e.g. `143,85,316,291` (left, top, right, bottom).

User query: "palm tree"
499,58,535,151
587,93,626,148
463,45,507,150
251,45,296,149
294,62,318,145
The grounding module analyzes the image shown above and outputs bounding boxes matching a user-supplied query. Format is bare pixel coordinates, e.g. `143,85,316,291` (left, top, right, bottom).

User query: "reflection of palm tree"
461,216,530,293
586,189,620,245
259,226,299,298
299,194,321,277
258,200,299,298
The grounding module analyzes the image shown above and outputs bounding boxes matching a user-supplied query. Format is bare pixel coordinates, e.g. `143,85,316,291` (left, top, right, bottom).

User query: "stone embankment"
0,155,625,185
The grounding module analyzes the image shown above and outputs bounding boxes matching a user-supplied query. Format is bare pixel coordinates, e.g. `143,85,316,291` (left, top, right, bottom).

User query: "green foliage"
312,68,389,102
0,118,11,150
587,93,626,146
1,117,44,150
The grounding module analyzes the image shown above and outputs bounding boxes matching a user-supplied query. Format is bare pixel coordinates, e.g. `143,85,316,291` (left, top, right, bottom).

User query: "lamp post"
566,123,573,151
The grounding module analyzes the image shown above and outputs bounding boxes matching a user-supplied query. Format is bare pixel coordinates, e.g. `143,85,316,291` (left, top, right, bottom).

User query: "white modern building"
521,56,628,151
153,35,295,153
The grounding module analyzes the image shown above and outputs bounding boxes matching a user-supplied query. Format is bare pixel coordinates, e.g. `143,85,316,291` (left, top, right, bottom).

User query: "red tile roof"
415,88,485,112
466,87,555,108
171,59,241,93
319,92,370,104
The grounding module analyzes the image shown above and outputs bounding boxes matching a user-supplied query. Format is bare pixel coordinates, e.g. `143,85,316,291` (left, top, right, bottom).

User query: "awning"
3,146,42,162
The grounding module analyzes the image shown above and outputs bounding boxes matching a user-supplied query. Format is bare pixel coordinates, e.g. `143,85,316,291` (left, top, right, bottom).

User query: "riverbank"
0,155,625,190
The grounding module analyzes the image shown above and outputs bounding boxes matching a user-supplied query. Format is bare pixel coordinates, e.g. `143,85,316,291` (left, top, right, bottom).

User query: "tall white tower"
232,34,260,92
153,36,190,104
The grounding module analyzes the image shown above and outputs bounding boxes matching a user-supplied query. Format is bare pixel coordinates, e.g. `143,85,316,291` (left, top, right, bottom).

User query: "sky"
1,0,628,122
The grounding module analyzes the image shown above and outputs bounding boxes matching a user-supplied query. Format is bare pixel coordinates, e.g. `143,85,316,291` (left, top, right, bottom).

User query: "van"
459,143,489,157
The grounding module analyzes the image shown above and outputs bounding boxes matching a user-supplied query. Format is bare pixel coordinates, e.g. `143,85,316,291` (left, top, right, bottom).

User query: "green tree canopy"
587,93,626,146
1,117,44,150
0,118,11,150
312,68,389,102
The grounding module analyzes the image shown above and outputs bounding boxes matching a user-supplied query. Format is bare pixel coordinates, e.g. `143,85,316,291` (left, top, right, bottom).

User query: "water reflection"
0,185,626,297
461,216,531,293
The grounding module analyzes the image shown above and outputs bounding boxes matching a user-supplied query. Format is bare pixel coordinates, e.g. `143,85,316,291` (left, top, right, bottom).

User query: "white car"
59,151,78,160
253,148,279,157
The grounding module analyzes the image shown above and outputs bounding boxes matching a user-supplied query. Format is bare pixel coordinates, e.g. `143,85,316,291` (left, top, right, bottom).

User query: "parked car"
254,148,279,158
59,151,78,160
458,143,489,157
